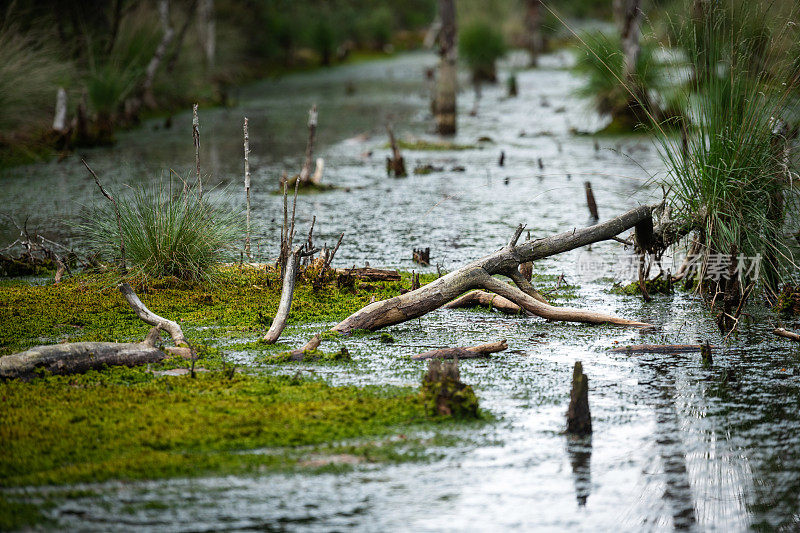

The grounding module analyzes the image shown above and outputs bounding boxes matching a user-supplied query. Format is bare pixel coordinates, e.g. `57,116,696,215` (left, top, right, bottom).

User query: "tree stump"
566,361,592,435
421,358,479,417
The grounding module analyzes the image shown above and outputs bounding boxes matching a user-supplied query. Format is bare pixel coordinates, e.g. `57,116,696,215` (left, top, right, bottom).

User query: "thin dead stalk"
81,159,126,272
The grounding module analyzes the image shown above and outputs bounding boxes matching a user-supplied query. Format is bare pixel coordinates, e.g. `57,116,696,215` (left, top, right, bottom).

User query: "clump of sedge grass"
654,0,800,294
81,180,244,283
574,31,663,127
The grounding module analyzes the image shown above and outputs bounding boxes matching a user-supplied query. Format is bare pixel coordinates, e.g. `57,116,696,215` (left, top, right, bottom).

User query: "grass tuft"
80,181,244,283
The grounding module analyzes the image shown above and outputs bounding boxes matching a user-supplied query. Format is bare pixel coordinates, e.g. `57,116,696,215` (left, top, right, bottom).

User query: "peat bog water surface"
3,51,800,531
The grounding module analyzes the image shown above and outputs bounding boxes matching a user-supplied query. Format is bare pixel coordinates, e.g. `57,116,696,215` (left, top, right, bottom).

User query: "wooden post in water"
584,182,599,224
192,103,201,199
435,0,457,135
525,0,544,67
243,117,251,259
567,361,592,435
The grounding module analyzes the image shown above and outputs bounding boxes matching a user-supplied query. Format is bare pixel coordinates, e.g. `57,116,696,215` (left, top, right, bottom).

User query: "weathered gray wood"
774,328,800,342
299,105,318,183
263,247,302,343
118,282,188,346
1,342,167,381
443,290,523,315
333,205,654,333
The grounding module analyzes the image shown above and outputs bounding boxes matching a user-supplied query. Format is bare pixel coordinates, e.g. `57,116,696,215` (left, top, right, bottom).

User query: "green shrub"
81,182,244,283
574,31,662,123
459,21,507,83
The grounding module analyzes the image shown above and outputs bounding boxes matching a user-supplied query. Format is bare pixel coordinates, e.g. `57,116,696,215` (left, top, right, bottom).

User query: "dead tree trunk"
412,339,508,360
525,0,545,67
192,103,202,198
198,0,215,69
774,328,800,342
132,0,175,116
434,0,457,135
332,205,656,334
584,182,599,224
614,0,642,84
52,87,68,134
0,341,167,381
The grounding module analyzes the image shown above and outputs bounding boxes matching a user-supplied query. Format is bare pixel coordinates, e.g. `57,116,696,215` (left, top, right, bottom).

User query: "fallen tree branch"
774,328,800,342
480,275,651,327
336,267,401,282
118,282,188,346
331,204,655,334
1,331,167,381
412,339,508,360
443,290,523,315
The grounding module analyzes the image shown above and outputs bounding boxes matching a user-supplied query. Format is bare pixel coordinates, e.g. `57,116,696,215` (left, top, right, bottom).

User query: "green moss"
0,494,50,530
0,367,436,488
260,346,352,364
775,285,800,315
0,267,424,356
379,332,396,344
610,277,673,296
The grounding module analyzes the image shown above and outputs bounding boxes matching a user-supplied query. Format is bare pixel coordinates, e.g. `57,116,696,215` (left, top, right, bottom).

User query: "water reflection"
566,434,592,507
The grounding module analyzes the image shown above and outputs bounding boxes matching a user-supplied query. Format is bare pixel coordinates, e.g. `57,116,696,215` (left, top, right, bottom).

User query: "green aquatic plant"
80,181,244,283
459,21,507,83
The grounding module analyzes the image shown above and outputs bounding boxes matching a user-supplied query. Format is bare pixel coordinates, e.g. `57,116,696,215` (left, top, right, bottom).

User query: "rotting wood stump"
566,361,592,435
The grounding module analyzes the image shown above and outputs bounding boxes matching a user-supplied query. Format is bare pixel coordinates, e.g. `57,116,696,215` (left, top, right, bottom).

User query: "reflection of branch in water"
566,435,592,507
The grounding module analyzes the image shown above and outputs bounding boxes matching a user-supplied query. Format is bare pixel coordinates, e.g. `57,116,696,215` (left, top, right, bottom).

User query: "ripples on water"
2,51,800,531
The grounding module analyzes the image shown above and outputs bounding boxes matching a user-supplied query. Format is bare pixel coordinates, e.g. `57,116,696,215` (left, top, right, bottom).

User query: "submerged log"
332,205,655,334
1,339,166,381
443,290,523,315
412,339,508,360
773,328,800,342
610,344,713,354
566,361,592,435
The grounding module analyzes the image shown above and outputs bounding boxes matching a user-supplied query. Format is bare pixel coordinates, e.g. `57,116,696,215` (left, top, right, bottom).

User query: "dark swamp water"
2,51,800,531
